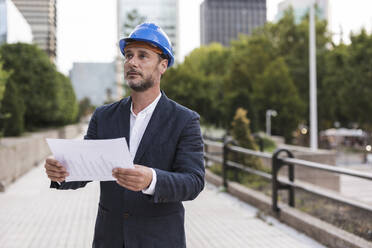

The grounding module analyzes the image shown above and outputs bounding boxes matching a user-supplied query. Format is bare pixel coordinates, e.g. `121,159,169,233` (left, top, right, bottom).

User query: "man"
44,23,205,248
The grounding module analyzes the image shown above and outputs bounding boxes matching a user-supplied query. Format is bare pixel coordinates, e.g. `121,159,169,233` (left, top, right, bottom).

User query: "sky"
57,0,372,75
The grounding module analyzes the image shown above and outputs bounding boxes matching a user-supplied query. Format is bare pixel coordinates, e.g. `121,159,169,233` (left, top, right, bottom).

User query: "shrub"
0,81,25,136
0,43,62,129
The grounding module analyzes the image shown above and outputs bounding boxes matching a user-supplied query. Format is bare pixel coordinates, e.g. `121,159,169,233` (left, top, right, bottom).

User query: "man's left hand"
112,165,153,191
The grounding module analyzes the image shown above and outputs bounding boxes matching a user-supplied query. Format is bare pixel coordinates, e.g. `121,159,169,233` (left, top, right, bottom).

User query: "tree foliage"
162,43,229,127
253,57,304,140
341,30,372,130
78,97,96,120
161,9,372,142
0,79,25,136
0,59,9,104
0,43,78,136
122,9,146,37
53,72,79,124
231,108,258,150
230,108,264,170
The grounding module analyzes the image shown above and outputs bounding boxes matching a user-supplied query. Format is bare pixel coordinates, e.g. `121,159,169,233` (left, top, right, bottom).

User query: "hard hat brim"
119,38,174,67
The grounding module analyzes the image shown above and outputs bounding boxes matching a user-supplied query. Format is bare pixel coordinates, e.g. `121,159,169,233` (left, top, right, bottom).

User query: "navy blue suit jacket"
51,93,205,248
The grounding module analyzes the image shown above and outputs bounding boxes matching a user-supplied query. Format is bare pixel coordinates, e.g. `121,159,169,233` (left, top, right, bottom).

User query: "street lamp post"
309,1,318,150
266,109,277,136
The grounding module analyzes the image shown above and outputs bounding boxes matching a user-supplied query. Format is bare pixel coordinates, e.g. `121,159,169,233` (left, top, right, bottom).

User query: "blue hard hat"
119,22,175,67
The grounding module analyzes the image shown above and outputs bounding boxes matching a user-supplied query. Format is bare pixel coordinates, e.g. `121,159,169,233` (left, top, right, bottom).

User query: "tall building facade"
275,0,330,23
200,0,267,46
116,0,179,98
12,0,57,61
0,0,33,45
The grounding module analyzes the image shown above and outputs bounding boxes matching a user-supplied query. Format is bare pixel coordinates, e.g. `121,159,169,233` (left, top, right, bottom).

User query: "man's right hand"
44,158,69,182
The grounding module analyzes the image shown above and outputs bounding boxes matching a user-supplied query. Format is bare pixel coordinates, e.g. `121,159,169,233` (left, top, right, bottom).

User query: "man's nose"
127,56,139,66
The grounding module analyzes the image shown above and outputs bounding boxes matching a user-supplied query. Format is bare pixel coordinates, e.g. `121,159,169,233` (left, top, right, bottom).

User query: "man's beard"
126,73,155,92
126,67,158,92
128,78,154,92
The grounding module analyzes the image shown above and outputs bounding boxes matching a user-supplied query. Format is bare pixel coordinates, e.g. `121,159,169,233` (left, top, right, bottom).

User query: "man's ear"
159,59,168,75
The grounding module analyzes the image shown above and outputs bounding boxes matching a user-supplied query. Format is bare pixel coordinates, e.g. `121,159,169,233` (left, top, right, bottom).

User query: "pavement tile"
0,161,327,248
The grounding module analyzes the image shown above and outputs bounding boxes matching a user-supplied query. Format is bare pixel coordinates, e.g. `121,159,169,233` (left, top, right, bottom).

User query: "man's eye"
139,54,146,58
125,54,133,59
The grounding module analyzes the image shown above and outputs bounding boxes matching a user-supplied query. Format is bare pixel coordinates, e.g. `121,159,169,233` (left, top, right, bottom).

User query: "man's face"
124,46,167,92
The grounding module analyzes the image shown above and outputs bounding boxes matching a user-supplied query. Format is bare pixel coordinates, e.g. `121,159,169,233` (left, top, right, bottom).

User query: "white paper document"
46,137,133,182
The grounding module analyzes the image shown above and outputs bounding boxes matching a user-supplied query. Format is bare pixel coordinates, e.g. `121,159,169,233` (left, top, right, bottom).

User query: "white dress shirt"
129,93,161,195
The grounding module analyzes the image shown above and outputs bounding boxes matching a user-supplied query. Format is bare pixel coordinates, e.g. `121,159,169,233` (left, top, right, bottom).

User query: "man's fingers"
45,168,67,177
113,173,140,182
112,167,141,176
45,162,66,172
47,169,69,178
48,175,66,182
46,158,62,167
115,179,141,191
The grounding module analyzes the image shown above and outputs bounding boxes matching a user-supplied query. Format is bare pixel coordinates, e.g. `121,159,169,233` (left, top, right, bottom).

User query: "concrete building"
12,0,57,61
69,62,117,106
0,0,33,45
200,0,267,46
275,0,330,23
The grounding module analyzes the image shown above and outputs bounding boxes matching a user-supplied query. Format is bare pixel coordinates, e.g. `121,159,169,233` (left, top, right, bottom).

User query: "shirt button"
123,213,130,219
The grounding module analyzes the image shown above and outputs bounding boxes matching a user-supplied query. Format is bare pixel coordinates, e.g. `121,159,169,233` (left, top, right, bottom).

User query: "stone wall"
0,124,84,191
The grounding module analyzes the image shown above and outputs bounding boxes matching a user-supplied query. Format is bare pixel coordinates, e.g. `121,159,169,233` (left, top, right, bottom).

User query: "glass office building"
200,0,267,46
276,0,329,23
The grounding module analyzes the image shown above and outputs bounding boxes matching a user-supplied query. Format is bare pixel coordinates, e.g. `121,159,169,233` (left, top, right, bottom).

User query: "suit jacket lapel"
133,93,170,163
118,97,131,148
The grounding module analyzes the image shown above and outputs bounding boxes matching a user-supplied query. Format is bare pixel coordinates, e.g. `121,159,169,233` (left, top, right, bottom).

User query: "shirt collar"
130,93,161,117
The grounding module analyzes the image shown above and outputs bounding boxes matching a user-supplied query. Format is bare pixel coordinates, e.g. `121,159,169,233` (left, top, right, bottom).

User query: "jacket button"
123,213,130,219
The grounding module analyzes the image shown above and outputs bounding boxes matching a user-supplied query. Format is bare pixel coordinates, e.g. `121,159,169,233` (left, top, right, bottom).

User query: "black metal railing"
204,136,372,214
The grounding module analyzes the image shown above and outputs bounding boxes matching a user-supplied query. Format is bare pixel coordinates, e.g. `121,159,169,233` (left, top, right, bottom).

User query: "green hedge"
0,43,78,136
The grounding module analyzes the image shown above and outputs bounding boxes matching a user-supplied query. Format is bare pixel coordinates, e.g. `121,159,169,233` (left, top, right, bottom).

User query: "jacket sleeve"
50,111,98,190
152,112,205,203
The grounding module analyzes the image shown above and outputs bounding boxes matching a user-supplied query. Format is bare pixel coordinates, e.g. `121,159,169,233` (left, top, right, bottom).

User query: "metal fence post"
288,157,295,207
233,151,239,182
272,149,295,213
222,136,229,189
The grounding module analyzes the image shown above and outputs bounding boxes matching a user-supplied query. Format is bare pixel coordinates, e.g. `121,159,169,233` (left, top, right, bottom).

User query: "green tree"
0,58,12,136
272,8,331,126
253,57,304,141
341,30,372,130
319,43,349,129
230,108,264,171
0,43,63,129
0,79,25,136
162,43,229,127
78,97,95,120
231,108,258,150
123,9,146,36
53,72,79,124
225,32,278,131
0,59,9,104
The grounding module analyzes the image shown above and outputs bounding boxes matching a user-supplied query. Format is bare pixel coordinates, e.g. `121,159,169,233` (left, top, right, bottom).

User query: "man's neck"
131,87,161,115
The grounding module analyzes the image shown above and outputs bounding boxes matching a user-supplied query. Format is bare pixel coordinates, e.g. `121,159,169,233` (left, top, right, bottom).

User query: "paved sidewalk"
0,162,326,248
